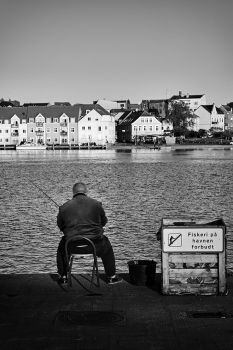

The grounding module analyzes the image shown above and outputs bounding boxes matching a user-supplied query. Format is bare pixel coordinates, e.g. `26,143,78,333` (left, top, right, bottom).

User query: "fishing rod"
29,179,60,208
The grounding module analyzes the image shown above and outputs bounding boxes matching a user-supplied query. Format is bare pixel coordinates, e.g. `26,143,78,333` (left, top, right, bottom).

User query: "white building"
78,106,115,145
194,104,225,131
170,91,206,112
0,107,28,145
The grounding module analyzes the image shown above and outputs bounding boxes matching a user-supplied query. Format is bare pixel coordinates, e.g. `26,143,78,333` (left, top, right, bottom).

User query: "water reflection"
0,148,233,274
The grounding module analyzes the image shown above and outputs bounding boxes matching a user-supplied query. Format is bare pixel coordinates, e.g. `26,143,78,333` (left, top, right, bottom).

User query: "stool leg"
93,254,100,287
68,255,74,287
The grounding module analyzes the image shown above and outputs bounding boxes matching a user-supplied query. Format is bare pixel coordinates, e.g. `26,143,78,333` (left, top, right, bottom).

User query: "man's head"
73,182,87,196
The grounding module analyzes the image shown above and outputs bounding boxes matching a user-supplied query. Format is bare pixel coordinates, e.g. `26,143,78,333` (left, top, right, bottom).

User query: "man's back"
57,194,108,239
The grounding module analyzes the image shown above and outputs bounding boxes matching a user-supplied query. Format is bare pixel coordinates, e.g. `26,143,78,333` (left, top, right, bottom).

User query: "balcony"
60,122,68,127
11,132,19,136
35,130,44,136
11,124,19,128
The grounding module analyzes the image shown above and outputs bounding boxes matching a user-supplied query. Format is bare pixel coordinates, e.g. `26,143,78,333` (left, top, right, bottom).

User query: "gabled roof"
0,107,28,120
201,104,224,115
0,106,81,121
27,105,81,119
80,104,110,117
117,110,132,124
120,111,143,126
221,105,231,112
216,107,224,115
202,105,214,113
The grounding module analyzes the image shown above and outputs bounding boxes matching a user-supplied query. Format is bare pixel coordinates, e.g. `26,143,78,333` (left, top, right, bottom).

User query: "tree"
165,101,195,136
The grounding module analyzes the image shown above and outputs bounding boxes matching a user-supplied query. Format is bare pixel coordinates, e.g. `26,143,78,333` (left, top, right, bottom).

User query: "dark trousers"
57,235,116,277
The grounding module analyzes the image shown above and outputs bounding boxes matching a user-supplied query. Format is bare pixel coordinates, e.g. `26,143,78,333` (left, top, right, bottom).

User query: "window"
149,118,152,123
149,126,152,131
54,128,58,132
30,128,33,132
95,118,99,121
71,138,74,142
47,138,51,142
88,126,91,130
82,126,85,130
145,118,148,122
86,110,90,114
134,126,137,131
156,126,158,131
88,117,91,121
5,129,9,133
144,126,146,131
54,138,58,142
29,118,34,123
139,126,141,131
22,119,26,124
98,126,101,131
47,128,51,133
141,118,144,123
71,128,75,132
0,130,2,133
23,130,26,133
0,139,2,142
105,126,107,130
47,118,51,123
53,118,58,123
0,120,2,124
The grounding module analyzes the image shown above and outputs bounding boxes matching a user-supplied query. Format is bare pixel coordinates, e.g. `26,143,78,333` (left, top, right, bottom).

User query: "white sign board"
162,227,224,252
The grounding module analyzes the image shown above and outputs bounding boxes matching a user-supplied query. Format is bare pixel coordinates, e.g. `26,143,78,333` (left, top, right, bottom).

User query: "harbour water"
1,146,233,274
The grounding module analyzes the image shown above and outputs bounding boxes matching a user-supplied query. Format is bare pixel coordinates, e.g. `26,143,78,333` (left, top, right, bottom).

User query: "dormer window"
86,110,90,114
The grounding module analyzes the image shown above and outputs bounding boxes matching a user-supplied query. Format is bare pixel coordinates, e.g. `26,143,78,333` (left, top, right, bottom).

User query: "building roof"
23,103,50,107
201,104,224,115
170,94,204,100
120,111,143,126
80,104,110,117
117,110,132,124
0,107,28,120
141,99,168,103
0,105,81,121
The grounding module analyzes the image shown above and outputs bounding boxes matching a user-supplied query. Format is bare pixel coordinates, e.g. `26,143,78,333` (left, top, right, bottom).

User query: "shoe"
57,275,68,284
107,275,123,285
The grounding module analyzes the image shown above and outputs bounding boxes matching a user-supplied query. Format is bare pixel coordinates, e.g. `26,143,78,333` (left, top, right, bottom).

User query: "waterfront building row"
0,105,115,146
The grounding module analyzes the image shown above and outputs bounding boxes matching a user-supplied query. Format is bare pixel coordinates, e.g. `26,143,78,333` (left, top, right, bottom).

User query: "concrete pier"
1,273,233,349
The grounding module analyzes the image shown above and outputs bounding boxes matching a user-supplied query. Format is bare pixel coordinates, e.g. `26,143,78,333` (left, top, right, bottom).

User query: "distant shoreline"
107,143,233,151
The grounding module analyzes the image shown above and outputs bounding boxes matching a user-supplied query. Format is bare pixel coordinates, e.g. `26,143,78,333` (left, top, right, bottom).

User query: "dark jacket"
57,194,108,239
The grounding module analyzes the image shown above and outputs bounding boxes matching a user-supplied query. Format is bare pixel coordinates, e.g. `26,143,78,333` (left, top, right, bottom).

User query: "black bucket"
127,260,156,286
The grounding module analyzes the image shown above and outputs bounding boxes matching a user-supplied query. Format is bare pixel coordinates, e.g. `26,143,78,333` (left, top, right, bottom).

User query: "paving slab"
1,273,233,350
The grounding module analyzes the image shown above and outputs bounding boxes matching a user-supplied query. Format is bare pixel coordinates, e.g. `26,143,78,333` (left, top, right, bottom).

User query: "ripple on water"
0,149,233,273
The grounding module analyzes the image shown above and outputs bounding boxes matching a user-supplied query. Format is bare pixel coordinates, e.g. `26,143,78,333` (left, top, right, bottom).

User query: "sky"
0,0,232,105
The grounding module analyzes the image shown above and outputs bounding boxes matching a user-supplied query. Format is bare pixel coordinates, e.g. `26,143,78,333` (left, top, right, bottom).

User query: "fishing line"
28,178,60,208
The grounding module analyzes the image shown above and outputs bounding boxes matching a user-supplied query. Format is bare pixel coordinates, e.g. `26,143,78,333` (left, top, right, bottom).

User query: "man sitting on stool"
56,182,122,285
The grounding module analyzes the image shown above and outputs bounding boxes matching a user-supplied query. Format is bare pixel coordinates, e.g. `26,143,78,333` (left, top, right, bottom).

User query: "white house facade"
132,112,163,140
78,109,115,145
194,104,225,131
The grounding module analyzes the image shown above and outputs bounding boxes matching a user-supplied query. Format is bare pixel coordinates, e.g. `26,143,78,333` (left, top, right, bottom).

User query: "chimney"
179,91,182,97
186,93,189,98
